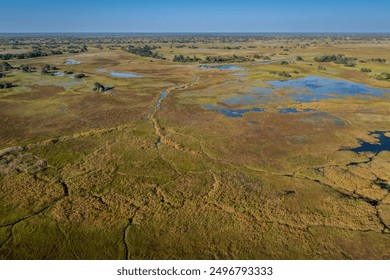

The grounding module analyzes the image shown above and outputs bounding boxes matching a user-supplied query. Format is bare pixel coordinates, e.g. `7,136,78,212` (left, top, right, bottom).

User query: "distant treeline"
0,50,63,60
0,45,88,60
123,45,166,59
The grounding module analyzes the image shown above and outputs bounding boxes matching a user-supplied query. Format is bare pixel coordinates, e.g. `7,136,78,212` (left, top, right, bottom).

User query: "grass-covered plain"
0,34,390,259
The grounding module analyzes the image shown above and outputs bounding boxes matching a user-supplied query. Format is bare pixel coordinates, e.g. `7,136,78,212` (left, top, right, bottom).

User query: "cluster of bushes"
270,71,291,78
74,74,86,79
0,73,5,78
0,62,13,71
0,50,63,60
374,73,390,81
173,55,201,63
314,54,356,65
123,45,165,59
224,46,241,50
0,83,13,89
344,62,356,67
204,55,253,63
20,65,35,73
280,61,289,65
93,82,105,92
360,68,372,73
317,65,327,71
41,64,59,74
368,58,386,63
296,56,304,61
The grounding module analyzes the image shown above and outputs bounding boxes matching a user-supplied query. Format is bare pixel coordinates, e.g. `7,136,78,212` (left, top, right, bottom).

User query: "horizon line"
1,31,390,35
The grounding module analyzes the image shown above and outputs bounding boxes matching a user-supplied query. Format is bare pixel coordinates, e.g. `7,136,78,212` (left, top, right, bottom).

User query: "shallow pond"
207,105,265,118
109,72,142,78
62,81,82,86
278,108,314,114
53,72,65,77
199,65,246,71
344,131,390,154
221,88,283,106
65,58,81,65
98,69,142,78
268,76,388,102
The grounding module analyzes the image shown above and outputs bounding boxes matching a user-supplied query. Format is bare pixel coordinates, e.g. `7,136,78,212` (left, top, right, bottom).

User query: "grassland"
0,34,390,259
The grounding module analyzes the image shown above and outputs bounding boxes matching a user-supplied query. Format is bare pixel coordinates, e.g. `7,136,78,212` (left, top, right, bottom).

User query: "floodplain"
0,33,390,259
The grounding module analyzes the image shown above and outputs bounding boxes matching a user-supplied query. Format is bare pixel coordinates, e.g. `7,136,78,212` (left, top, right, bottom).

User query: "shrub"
374,73,390,81
74,74,86,79
317,65,327,71
93,82,105,92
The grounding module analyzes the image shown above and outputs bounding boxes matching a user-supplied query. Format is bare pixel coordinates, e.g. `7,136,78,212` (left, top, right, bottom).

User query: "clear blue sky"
2,0,390,33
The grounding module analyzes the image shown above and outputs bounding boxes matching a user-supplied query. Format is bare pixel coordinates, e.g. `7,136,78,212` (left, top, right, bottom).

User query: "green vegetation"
123,45,165,59
41,64,59,75
314,54,356,65
318,65,327,71
204,55,253,63
20,65,35,73
0,82,13,89
0,50,64,60
270,70,291,77
368,58,387,63
93,82,105,92
74,73,86,79
374,72,390,81
361,68,372,73
173,55,201,63
0,62,12,71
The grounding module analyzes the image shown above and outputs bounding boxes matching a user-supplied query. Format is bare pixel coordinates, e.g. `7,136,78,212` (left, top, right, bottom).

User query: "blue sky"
2,0,390,33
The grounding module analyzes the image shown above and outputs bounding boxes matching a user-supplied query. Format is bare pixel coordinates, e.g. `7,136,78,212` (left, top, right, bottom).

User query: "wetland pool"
343,131,390,154
65,59,81,65
97,69,142,78
200,65,246,71
206,105,265,118
268,76,389,102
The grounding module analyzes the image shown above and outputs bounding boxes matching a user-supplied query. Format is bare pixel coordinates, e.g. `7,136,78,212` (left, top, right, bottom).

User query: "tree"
93,82,105,92
74,73,86,79
361,68,372,73
20,65,32,73
296,56,304,61
0,83,13,89
0,62,12,71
